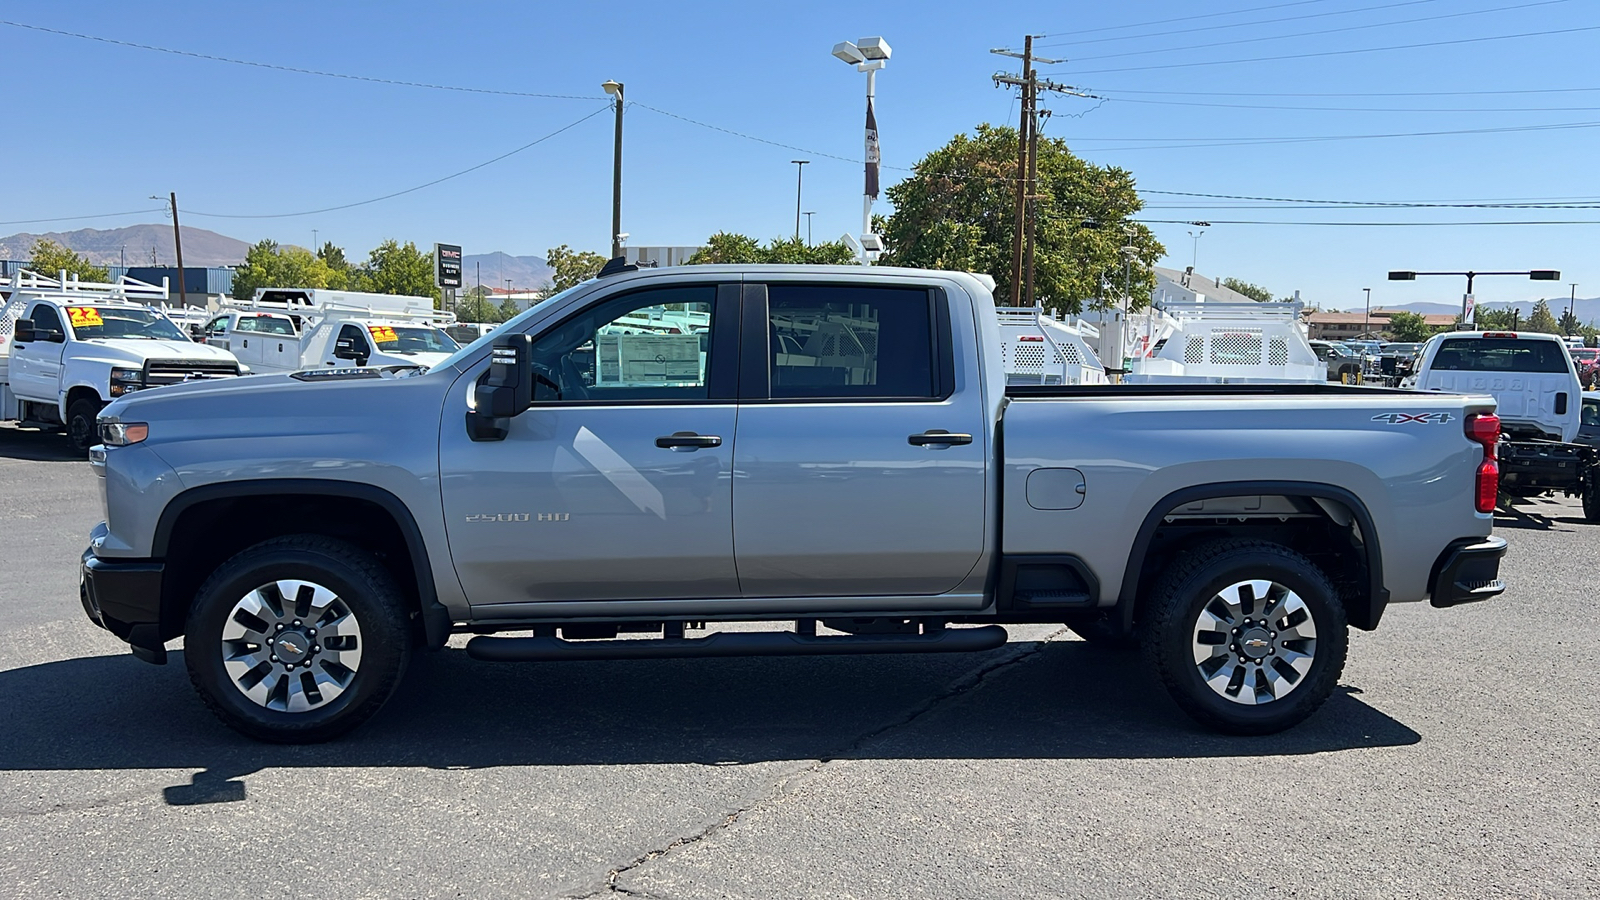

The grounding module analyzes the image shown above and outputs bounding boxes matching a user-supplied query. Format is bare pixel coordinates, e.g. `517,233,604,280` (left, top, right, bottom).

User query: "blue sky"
5,0,1600,311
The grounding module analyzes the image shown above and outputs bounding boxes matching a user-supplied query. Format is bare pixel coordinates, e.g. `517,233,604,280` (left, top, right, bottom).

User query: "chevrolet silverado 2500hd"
79,263,1508,742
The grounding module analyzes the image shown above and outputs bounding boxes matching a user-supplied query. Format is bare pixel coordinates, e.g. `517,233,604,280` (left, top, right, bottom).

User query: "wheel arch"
1118,481,1388,633
153,479,450,649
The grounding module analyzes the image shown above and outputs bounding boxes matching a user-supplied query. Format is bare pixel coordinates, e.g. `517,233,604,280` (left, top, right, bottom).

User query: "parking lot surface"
0,422,1594,899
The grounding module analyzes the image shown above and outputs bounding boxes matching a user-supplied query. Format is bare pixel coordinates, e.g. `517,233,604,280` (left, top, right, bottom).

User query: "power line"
1136,218,1600,226
1104,96,1600,113
1037,0,1438,48
631,102,864,164
1142,188,1600,207
0,208,168,227
1074,85,1600,98
1072,118,1600,151
1055,23,1600,76
184,105,610,220
1062,0,1568,63
1032,0,1340,40
0,19,600,100
1147,202,1600,209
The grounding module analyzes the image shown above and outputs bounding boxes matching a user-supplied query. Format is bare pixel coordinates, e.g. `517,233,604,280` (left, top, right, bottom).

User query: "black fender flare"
153,479,450,649
1116,481,1388,633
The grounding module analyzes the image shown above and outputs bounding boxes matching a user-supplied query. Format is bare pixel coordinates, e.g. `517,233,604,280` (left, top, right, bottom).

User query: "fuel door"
1026,467,1086,510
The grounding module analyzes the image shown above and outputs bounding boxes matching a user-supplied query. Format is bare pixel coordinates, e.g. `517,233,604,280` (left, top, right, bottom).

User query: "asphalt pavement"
0,422,1594,899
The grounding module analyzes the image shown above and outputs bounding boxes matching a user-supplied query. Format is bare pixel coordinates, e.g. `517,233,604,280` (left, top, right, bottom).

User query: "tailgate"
1423,370,1573,435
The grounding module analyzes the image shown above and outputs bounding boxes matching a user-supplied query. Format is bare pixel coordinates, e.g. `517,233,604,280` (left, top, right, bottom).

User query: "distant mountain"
463,252,553,291
0,223,251,268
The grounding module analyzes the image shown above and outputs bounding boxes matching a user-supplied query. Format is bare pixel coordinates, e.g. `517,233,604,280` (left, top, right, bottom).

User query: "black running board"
465,624,1009,662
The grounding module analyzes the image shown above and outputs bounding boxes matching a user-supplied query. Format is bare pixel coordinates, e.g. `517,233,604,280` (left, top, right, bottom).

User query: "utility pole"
167,193,187,308
804,211,816,246
1570,283,1579,334
602,81,625,259
993,41,1094,306
791,160,809,242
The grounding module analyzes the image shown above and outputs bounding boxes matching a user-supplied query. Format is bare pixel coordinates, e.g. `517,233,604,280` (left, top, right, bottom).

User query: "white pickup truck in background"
0,270,242,452
204,291,462,374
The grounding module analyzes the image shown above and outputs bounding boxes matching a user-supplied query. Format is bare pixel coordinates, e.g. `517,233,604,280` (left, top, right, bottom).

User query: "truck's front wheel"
184,536,411,743
1142,540,1347,735
65,398,102,454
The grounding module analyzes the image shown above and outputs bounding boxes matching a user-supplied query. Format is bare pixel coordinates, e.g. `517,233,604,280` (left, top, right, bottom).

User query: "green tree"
878,123,1163,313
1475,307,1516,330
545,244,608,291
28,239,109,282
457,293,502,323
1558,306,1581,335
1221,278,1273,303
1526,299,1559,334
230,239,333,301
498,297,522,320
686,233,857,265
359,240,439,301
1385,310,1432,342
317,242,352,290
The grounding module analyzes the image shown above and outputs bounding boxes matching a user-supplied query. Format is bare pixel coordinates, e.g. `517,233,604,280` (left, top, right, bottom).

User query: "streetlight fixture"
1569,283,1579,335
1363,287,1372,339
1186,227,1206,273
803,211,816,246
790,160,809,242
1387,269,1560,328
602,79,625,260
832,36,891,265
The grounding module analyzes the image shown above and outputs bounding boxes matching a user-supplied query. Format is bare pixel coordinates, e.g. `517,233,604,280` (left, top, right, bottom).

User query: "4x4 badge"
1372,412,1454,424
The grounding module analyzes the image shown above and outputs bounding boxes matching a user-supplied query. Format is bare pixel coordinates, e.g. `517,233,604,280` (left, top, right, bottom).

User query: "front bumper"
1428,536,1508,609
80,548,168,664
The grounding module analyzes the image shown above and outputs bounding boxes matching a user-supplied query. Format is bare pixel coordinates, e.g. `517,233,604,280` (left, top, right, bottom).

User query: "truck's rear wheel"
66,398,102,454
1142,540,1347,735
1583,470,1600,523
184,536,410,743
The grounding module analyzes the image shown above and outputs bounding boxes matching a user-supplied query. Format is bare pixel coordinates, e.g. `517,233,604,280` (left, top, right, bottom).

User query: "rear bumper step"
465,624,1010,662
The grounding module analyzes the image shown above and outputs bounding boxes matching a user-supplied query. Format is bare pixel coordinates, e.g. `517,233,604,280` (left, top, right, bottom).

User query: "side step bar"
465,624,1009,662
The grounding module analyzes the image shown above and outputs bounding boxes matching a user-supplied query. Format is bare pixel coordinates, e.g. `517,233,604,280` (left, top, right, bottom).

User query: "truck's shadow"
0,424,79,462
0,641,1418,786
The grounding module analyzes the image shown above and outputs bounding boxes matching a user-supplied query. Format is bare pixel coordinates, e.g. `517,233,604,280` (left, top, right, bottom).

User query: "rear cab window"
1432,337,1572,373
765,284,943,400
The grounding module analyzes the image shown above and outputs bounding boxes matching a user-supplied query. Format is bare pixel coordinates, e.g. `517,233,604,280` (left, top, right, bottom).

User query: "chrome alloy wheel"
220,580,364,713
1191,579,1317,705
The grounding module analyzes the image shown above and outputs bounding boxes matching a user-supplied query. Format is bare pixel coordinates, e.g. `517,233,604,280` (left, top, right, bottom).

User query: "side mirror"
13,319,37,343
333,338,368,363
469,334,533,442
187,324,204,340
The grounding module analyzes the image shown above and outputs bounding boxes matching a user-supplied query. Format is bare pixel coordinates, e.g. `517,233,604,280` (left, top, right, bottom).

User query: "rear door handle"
908,430,974,446
656,432,722,450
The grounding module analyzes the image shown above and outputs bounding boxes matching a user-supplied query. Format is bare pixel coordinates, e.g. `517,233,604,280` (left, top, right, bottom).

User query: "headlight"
100,422,149,446
109,367,144,397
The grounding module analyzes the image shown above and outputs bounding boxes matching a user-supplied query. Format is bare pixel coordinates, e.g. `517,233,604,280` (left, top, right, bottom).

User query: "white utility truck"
0,270,242,452
995,305,1108,386
1123,299,1325,384
203,290,462,375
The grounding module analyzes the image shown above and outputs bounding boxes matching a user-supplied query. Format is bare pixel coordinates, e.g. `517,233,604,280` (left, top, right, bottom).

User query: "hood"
367,350,452,370
77,338,239,366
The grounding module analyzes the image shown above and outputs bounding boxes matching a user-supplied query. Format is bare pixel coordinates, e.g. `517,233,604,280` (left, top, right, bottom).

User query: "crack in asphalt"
574,628,1069,898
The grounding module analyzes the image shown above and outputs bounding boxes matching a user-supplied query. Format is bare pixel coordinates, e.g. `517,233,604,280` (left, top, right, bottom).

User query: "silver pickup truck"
79,264,1508,742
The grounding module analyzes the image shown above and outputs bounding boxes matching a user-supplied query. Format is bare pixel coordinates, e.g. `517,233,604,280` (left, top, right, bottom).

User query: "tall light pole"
790,160,809,242
150,193,187,307
1363,287,1372,339
803,211,816,246
1187,228,1206,273
1569,283,1579,334
832,37,891,265
602,80,625,260
1388,269,1561,328
312,228,319,253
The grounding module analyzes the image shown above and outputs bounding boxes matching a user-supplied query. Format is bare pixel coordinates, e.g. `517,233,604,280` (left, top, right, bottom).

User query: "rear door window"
1433,338,1572,373
765,284,939,400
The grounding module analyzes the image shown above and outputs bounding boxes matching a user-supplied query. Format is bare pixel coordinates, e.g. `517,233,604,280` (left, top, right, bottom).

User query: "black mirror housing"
13,319,36,343
469,334,533,441
333,339,366,361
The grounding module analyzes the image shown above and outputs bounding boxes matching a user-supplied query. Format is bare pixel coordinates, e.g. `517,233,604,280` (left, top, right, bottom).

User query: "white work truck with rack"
0,270,242,452
1123,299,1326,384
203,288,462,375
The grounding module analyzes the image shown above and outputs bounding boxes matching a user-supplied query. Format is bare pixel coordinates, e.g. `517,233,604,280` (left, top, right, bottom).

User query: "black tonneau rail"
1005,383,1423,399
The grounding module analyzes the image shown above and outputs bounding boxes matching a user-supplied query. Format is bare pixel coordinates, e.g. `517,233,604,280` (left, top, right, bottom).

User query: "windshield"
66,306,188,341
434,282,588,370
1433,338,1573,374
366,325,459,354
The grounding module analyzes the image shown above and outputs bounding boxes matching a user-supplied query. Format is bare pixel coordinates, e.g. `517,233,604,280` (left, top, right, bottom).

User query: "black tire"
1583,469,1600,523
65,397,102,455
1141,539,1347,735
1067,617,1140,650
184,536,411,743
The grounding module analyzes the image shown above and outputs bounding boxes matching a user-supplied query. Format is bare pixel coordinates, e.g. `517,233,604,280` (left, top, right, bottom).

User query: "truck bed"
1005,383,1418,399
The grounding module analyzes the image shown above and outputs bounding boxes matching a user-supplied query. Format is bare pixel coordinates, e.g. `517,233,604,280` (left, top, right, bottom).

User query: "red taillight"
1481,332,1518,338
1466,413,1500,513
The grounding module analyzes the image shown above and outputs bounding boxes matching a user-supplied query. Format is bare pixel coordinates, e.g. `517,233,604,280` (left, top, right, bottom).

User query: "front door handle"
909,430,974,446
656,431,722,450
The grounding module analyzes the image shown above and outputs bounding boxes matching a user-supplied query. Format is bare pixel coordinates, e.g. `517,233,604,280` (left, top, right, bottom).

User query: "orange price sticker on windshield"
368,326,398,343
66,307,104,327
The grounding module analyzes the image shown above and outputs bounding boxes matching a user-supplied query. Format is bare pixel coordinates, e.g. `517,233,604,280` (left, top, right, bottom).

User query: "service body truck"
1125,300,1326,384
83,263,1506,742
203,307,461,375
0,271,241,452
